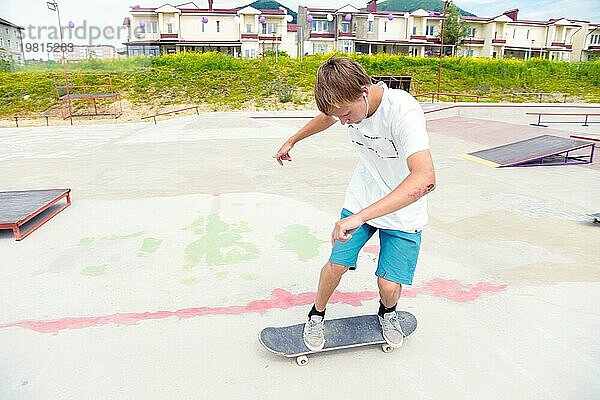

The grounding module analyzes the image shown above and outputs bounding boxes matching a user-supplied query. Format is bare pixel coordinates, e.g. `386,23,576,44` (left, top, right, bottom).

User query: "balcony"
338,31,356,38
309,32,335,39
410,35,427,41
259,35,282,41
241,33,259,40
492,39,506,45
550,42,573,49
462,38,485,45
160,33,178,39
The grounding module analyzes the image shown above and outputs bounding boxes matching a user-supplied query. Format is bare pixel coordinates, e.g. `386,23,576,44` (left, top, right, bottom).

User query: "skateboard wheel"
296,355,309,366
382,344,394,353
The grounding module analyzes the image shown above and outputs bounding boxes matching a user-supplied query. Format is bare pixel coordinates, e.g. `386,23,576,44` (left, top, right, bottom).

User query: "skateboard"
259,312,417,366
590,213,600,223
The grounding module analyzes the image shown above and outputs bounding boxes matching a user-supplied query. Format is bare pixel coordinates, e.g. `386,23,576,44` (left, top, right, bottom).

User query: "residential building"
0,17,25,64
461,9,582,61
297,3,446,58
123,1,296,58
572,23,600,61
122,1,597,62
51,45,118,62
295,2,596,62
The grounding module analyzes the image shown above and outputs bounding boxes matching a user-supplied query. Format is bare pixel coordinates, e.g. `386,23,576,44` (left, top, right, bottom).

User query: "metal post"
436,1,450,101
48,1,73,125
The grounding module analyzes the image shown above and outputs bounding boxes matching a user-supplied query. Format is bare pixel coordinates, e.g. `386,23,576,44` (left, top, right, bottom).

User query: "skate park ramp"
0,189,71,240
462,134,595,168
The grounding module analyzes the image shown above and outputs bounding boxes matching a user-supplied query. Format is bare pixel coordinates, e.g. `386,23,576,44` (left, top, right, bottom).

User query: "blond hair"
314,57,371,116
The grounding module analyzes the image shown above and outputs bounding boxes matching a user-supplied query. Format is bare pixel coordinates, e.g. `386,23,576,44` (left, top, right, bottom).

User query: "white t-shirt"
343,82,430,232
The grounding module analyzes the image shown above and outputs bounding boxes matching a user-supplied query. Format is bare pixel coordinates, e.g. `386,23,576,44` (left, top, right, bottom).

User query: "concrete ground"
0,104,599,399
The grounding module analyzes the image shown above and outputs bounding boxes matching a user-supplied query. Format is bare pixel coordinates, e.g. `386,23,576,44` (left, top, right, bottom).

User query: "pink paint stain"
0,279,506,334
362,245,380,255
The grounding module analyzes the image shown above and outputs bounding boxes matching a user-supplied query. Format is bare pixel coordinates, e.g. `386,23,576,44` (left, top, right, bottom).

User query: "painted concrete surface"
0,105,599,399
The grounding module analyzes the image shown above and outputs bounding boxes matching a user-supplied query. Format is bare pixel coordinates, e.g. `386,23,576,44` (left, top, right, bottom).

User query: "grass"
1,52,599,116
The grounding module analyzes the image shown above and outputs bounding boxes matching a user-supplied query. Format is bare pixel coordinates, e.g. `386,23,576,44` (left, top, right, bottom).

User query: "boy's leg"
376,228,422,347
314,261,350,311
303,209,375,351
378,277,402,309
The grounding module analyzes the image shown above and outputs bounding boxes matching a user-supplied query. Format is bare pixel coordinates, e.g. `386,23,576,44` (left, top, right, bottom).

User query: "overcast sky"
3,0,599,59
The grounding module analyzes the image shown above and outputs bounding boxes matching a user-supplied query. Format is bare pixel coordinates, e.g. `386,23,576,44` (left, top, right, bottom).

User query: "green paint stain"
81,265,107,277
138,237,163,257
240,272,257,281
275,224,327,262
101,231,145,241
181,277,200,286
183,214,260,270
217,297,229,306
79,237,95,246
215,271,229,281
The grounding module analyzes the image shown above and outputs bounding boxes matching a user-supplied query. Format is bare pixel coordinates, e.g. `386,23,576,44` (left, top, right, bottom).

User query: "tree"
0,54,14,71
439,3,467,55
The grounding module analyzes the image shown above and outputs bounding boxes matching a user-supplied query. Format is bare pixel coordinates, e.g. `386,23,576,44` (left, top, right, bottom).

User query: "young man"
274,57,435,351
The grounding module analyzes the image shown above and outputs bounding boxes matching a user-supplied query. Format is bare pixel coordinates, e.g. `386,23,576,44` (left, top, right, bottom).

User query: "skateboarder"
274,57,435,351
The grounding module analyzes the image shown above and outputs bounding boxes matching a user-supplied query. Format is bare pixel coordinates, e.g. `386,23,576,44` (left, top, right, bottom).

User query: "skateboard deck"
259,312,417,365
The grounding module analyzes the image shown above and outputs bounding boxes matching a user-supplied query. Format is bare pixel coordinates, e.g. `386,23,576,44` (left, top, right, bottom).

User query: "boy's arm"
331,149,435,244
274,113,336,166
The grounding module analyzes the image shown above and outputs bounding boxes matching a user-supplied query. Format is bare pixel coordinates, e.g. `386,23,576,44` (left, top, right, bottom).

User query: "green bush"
1,53,599,116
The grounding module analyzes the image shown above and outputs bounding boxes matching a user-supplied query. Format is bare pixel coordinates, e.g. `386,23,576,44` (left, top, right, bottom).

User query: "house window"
340,39,352,53
512,29,515,39
246,23,252,33
465,49,474,57
412,26,417,35
262,23,277,35
313,43,327,54
526,29,530,39
166,23,173,33
466,27,476,37
426,25,434,36
341,22,350,33
7,39,11,48
216,21,220,33
384,21,388,33
0,38,3,47
147,21,158,33
312,20,329,33
202,22,205,33
368,21,373,33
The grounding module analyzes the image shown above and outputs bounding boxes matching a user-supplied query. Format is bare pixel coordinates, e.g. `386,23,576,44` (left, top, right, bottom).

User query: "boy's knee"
378,276,401,293
325,261,350,276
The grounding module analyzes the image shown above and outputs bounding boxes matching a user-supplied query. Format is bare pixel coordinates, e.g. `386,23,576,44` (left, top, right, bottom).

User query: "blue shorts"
329,209,422,285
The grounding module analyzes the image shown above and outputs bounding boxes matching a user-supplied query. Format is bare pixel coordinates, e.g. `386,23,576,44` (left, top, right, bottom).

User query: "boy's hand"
273,141,294,166
331,214,365,246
